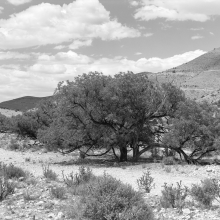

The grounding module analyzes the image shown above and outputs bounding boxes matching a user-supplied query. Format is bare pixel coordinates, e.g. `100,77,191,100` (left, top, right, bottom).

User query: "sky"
0,0,219,102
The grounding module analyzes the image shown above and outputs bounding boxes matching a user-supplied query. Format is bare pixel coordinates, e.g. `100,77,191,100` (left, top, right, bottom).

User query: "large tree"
39,72,185,161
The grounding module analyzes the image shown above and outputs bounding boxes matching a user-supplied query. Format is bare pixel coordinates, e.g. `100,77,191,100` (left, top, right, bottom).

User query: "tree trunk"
119,147,128,162
132,146,139,162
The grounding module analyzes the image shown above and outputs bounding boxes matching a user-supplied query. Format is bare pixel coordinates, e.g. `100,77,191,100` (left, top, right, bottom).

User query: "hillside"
0,96,51,112
147,47,220,103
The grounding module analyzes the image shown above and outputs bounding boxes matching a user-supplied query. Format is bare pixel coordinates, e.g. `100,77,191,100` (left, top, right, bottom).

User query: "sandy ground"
0,145,205,196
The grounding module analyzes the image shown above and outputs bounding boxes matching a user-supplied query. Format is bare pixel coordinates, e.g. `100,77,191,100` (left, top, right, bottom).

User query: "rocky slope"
147,47,220,103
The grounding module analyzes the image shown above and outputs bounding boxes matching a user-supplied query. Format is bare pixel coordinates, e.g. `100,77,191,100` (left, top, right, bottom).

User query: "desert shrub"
3,163,27,180
10,112,40,139
42,164,58,181
137,170,155,193
160,181,188,210
164,166,172,173
23,189,40,201
62,166,94,187
0,178,15,201
0,113,11,133
190,178,220,208
162,156,176,165
65,174,154,220
8,138,20,150
50,185,66,199
0,164,16,201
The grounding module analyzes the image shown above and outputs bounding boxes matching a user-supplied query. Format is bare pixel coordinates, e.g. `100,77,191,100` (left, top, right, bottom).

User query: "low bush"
62,166,94,187
65,173,154,220
0,163,16,201
190,178,220,208
160,181,188,210
50,185,66,199
137,170,154,193
8,138,20,151
0,178,15,201
23,189,40,201
2,163,27,180
42,164,58,181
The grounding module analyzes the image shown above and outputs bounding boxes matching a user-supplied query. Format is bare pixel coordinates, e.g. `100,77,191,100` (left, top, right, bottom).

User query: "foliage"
23,189,40,201
190,178,220,207
39,72,186,162
0,113,11,133
10,112,40,139
65,173,154,220
62,166,94,187
162,100,220,164
42,164,58,181
0,163,16,201
137,170,155,193
8,138,20,150
2,163,27,180
160,181,188,210
50,185,66,199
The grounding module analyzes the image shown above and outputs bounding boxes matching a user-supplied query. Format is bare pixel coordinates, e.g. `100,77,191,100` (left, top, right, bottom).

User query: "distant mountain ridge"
0,96,51,112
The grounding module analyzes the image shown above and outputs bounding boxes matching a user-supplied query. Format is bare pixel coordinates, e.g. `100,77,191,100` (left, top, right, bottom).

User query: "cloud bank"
0,49,206,102
0,0,140,50
134,0,220,22
7,0,32,6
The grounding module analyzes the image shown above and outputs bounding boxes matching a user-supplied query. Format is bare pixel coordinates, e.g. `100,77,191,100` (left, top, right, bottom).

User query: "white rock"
48,213,55,218
182,208,191,215
36,201,44,206
55,212,65,219
4,216,13,220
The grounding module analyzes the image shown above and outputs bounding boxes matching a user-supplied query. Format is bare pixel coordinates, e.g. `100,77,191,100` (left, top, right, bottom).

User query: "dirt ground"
1,133,220,219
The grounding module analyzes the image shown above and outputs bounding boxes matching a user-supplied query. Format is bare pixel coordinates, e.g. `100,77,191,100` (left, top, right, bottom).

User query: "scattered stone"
182,208,191,215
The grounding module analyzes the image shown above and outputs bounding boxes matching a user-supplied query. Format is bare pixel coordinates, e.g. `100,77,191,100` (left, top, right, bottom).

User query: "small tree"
162,100,220,163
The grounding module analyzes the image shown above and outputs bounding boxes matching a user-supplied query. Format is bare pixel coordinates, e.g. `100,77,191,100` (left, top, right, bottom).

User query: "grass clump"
8,138,20,151
190,178,220,208
137,170,155,193
2,163,27,180
42,164,58,181
62,166,94,187
160,181,188,211
23,189,40,201
50,185,66,199
0,163,16,201
65,173,154,220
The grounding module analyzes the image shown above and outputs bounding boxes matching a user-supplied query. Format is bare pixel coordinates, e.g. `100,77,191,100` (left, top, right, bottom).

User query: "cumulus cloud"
0,0,140,50
135,52,142,55
191,35,204,40
54,45,66,50
0,49,206,102
7,0,32,5
129,1,139,6
134,0,220,22
144,33,153,37
0,51,30,60
190,27,204,31
69,39,92,50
